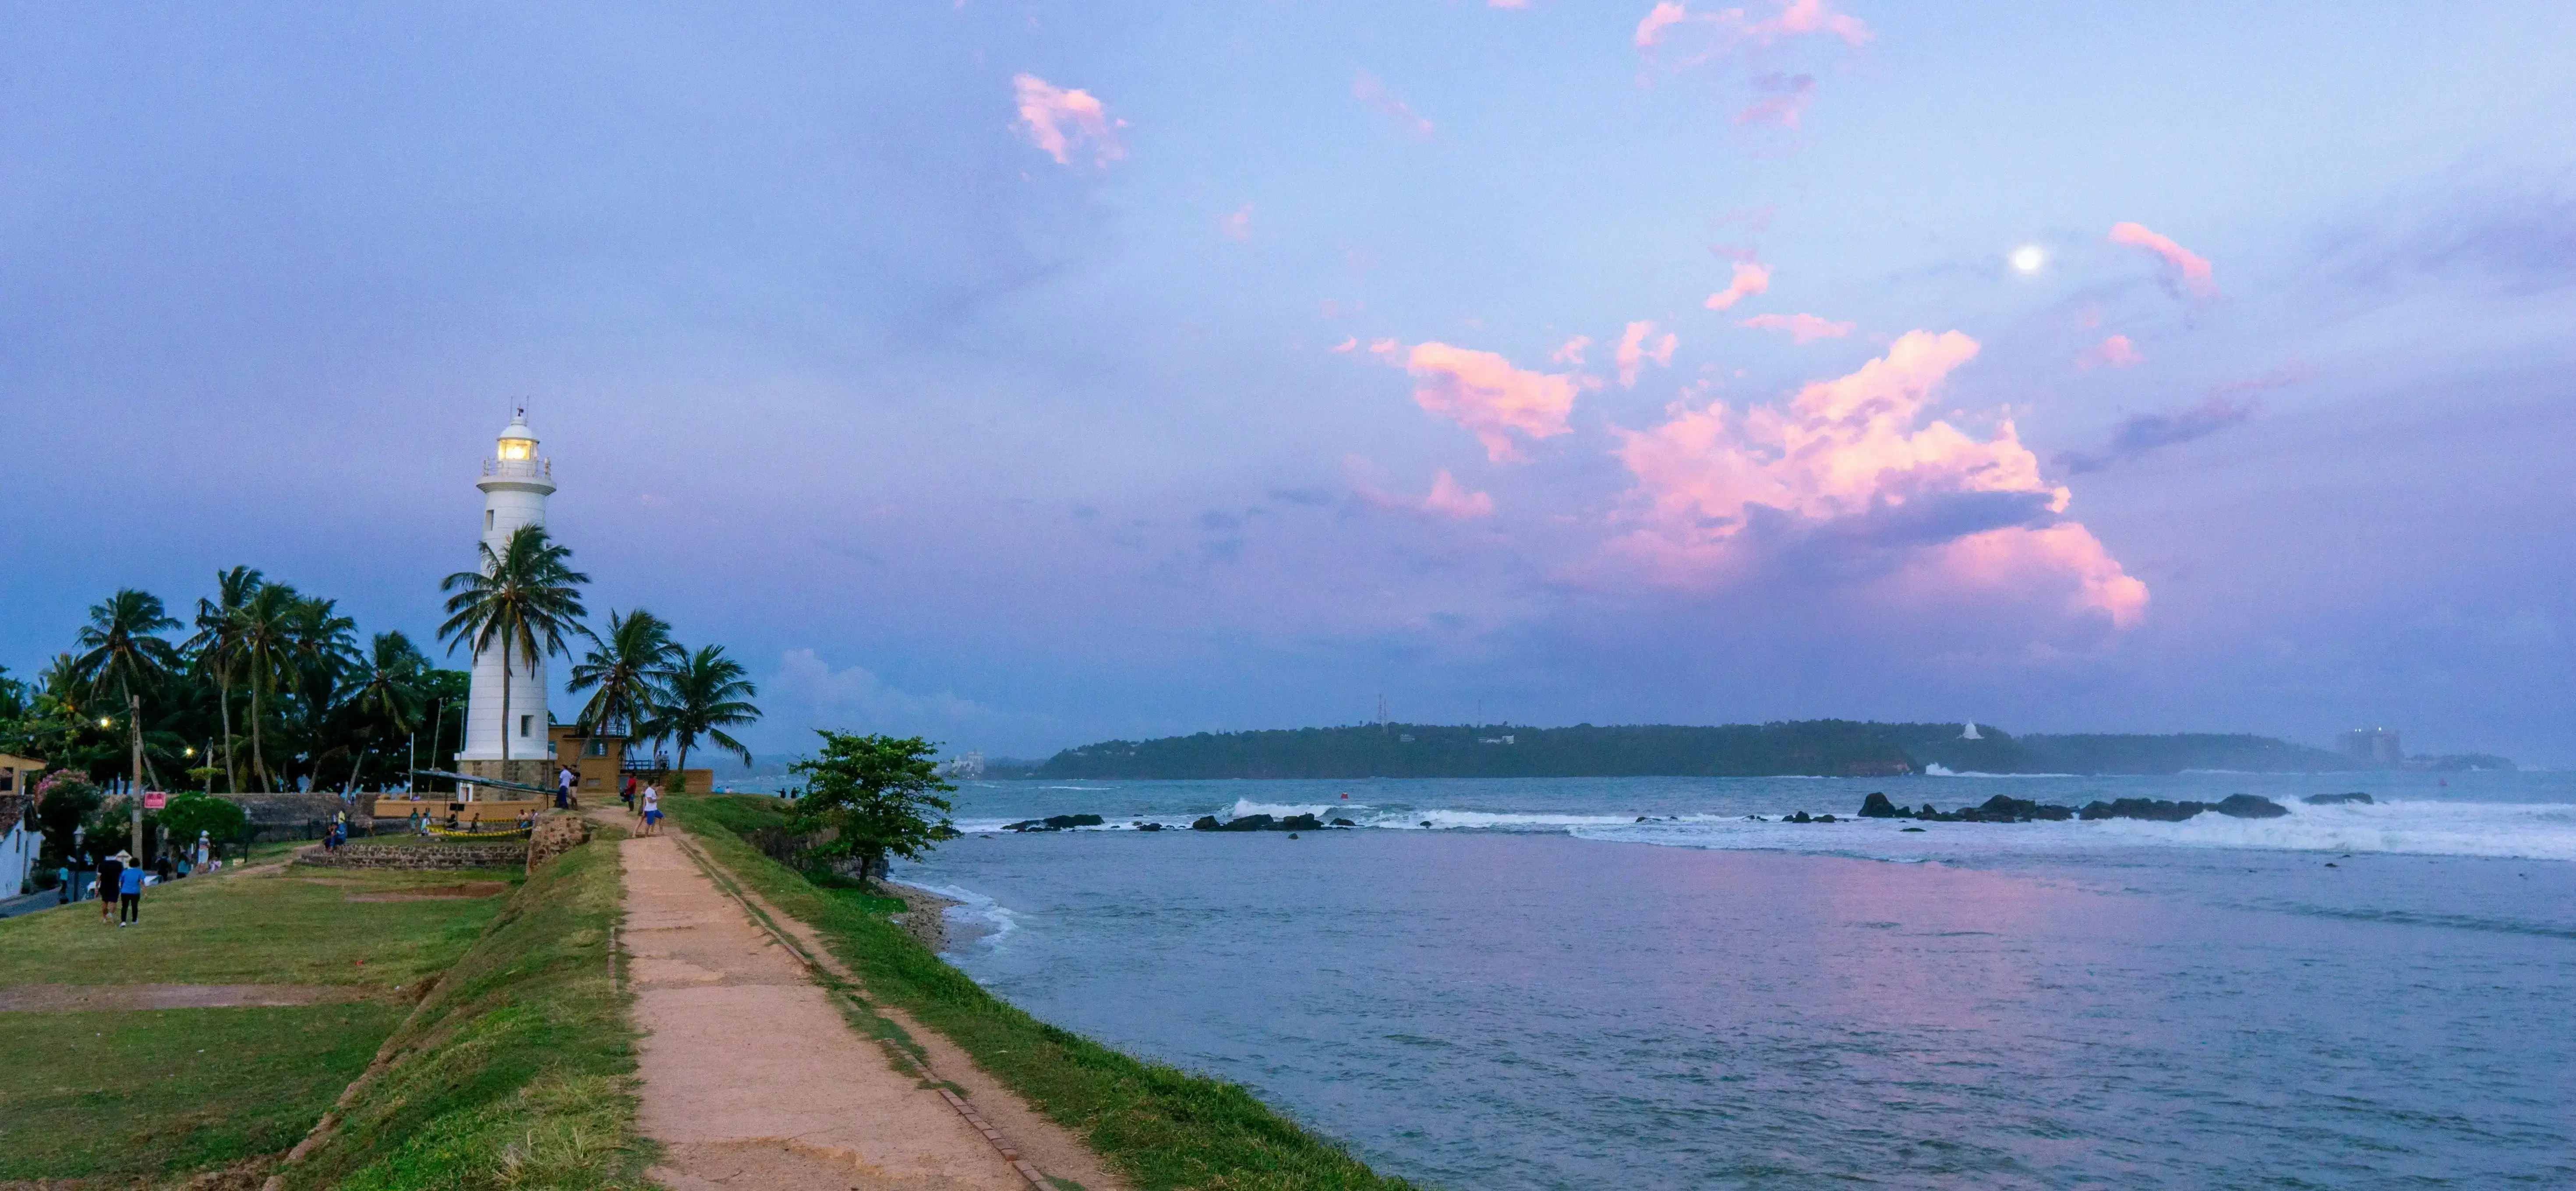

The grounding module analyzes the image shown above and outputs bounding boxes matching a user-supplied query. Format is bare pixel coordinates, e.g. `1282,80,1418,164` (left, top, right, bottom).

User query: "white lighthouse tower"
457,412,556,789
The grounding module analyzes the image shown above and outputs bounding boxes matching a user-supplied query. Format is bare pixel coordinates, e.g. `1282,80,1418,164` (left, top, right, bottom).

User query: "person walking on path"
97,852,125,923
640,782,662,836
555,765,577,810
621,774,637,817
116,862,144,926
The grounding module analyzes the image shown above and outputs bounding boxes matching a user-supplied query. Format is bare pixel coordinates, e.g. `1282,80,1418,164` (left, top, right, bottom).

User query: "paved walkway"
618,829,1115,1190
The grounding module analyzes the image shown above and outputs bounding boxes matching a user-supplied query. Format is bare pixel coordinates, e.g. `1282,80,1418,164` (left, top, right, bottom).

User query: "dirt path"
619,831,1117,1190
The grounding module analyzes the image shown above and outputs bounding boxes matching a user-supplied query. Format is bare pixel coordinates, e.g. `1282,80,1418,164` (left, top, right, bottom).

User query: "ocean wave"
1922,765,2078,778
1566,800,2576,863
893,879,1019,950
1364,808,1643,831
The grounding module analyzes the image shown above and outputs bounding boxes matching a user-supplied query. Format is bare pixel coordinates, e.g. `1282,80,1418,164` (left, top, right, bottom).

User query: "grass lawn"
0,861,517,1183
273,834,647,1190
670,795,1418,1191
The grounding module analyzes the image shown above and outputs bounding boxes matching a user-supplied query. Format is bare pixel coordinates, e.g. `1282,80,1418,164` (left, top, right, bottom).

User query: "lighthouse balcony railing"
481,458,551,480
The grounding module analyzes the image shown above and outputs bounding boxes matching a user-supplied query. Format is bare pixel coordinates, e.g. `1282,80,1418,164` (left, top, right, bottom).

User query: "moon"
2011,245,2046,273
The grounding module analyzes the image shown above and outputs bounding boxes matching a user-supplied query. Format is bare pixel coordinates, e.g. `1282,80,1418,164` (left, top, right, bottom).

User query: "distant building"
0,754,46,895
2338,728,2402,766
1961,722,1983,740
939,751,986,780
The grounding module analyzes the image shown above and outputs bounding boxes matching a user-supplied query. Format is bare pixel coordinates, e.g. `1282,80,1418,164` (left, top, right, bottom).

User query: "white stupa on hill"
1961,722,1982,740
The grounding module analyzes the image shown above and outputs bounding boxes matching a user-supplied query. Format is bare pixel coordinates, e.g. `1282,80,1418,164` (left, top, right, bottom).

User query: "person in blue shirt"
117,862,144,926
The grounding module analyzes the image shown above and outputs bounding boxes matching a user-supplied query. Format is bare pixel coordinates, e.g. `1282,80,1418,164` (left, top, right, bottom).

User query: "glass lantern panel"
498,437,534,460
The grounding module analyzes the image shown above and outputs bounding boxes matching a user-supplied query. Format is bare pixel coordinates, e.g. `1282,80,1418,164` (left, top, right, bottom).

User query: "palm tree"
229,584,307,792
567,609,680,740
71,589,183,791
438,524,591,773
643,644,761,786
346,632,428,786
184,567,263,793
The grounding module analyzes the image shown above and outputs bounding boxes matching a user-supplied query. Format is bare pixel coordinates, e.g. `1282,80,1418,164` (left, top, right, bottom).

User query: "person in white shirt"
641,784,662,835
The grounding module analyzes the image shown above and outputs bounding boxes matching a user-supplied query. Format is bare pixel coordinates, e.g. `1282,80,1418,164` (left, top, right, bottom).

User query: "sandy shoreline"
876,880,961,953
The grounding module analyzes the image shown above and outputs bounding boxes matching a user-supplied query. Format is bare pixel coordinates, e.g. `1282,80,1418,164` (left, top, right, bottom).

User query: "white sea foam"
1922,765,2078,778
1365,808,1643,831
1565,800,2576,863
893,879,1020,950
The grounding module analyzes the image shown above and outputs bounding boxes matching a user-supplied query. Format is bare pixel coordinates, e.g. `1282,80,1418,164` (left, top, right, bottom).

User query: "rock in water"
1859,792,1902,818
2214,794,2289,819
1135,822,1164,832
1190,815,1222,831
1004,813,1108,832
2079,798,2205,822
2304,792,2375,805
1331,817,1358,827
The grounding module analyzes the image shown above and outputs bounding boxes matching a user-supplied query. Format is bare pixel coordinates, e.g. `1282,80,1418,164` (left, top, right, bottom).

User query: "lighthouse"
457,412,557,789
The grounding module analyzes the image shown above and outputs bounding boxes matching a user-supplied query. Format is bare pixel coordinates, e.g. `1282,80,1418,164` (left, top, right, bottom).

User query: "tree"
156,790,249,853
343,632,427,788
437,525,591,772
184,567,263,794
567,609,680,738
228,584,309,792
71,589,183,814
643,644,760,787
785,731,955,884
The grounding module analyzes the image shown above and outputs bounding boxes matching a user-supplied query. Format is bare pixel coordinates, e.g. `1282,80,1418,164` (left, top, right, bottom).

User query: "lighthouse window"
520,714,533,738
486,510,494,530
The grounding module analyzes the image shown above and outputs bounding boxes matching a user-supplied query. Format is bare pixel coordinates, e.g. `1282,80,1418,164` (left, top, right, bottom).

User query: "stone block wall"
297,842,529,870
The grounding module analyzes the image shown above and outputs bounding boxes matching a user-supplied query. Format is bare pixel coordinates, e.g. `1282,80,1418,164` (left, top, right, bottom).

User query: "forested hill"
1031,722,2375,780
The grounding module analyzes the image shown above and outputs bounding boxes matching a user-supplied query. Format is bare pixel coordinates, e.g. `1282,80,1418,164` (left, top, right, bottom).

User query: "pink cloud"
2108,222,2218,300
1638,0,1871,57
1386,341,1588,462
1615,320,1679,387
1012,74,1124,168
2077,334,2143,370
1422,471,1497,518
1218,203,1253,241
1328,337,1359,353
1738,312,1854,342
1609,329,2146,626
1733,72,1814,127
1550,335,1593,365
1704,261,1772,310
1635,1,1691,48
1353,72,1435,140
1347,462,1497,520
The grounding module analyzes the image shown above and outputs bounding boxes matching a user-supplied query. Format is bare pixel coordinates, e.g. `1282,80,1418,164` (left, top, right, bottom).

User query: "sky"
4,1,2574,765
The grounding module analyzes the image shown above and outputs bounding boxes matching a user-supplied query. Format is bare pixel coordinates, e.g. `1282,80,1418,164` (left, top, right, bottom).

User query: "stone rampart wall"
296,842,529,870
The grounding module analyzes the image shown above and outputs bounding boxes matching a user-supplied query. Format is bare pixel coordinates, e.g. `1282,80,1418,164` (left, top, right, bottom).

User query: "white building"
456,413,558,789
0,755,46,897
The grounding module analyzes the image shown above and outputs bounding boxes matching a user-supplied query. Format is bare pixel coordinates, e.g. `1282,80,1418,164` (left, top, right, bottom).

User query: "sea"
829,771,2575,1189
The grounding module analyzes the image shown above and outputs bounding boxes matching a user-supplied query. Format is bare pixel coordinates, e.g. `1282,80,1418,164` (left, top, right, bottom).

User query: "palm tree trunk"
216,669,237,795
251,669,273,793
674,739,692,795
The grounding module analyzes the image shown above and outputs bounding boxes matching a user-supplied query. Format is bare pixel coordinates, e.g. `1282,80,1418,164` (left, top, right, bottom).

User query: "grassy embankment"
0,830,648,1190
270,832,647,1190
0,861,508,1184
670,795,1418,1191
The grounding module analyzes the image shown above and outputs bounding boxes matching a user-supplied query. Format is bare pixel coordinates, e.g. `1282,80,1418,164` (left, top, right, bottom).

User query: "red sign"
143,791,167,810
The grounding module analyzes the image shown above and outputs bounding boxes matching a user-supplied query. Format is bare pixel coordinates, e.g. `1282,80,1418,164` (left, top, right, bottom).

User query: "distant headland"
1028,721,2516,781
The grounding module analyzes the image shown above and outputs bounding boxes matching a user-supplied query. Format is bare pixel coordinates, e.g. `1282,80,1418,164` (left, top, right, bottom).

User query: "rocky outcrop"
2213,793,2290,818
1004,814,1105,832
2303,792,2375,805
527,813,590,871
